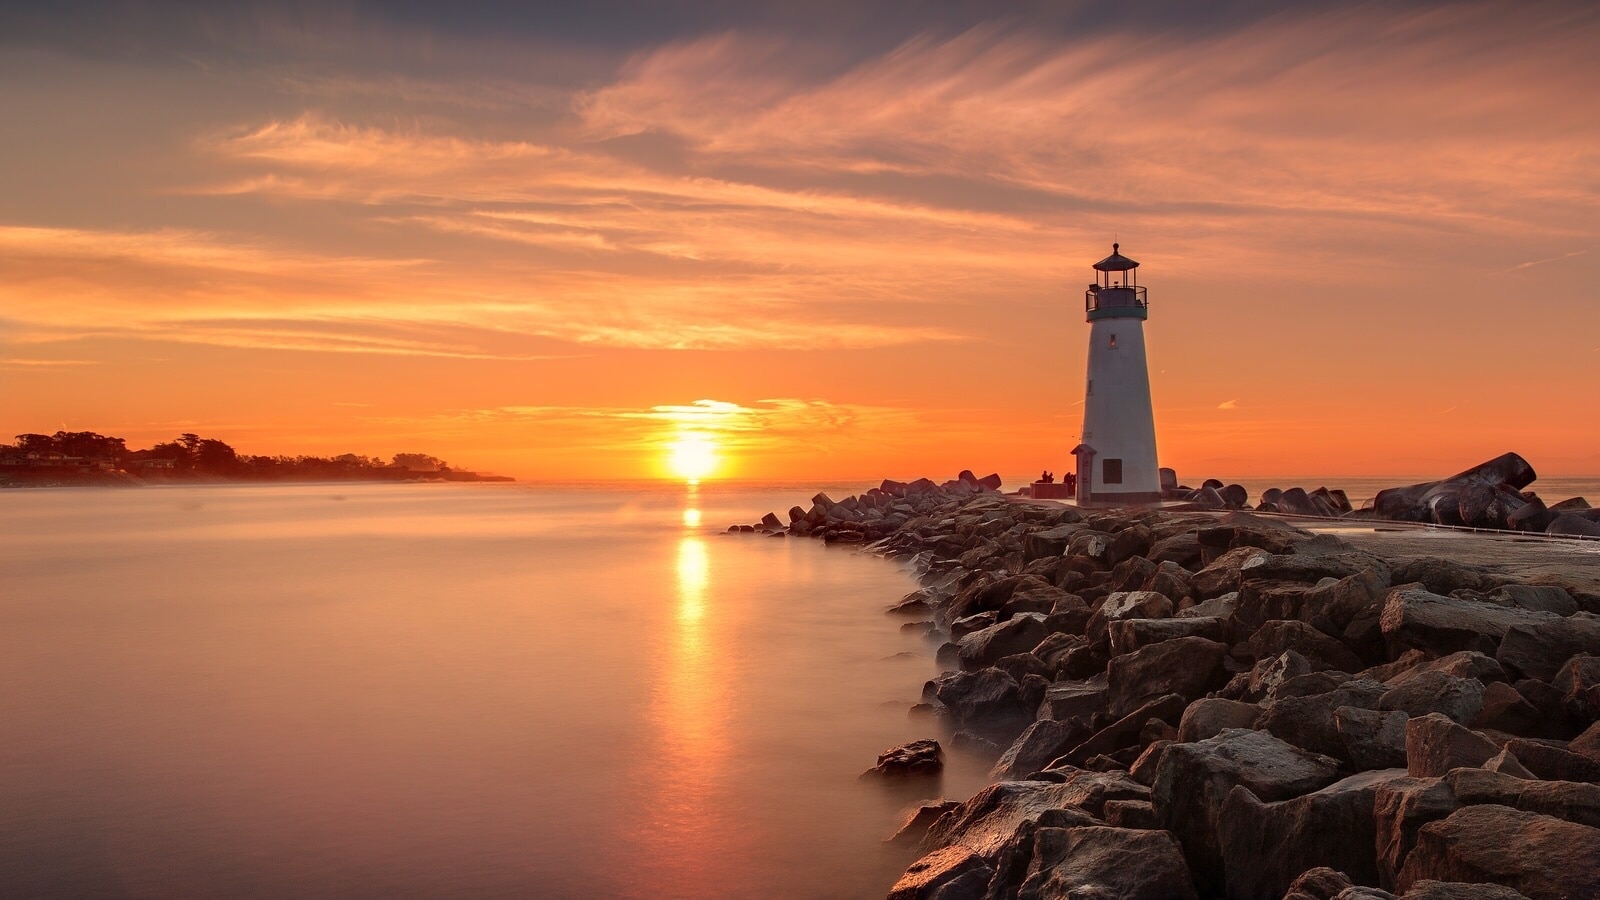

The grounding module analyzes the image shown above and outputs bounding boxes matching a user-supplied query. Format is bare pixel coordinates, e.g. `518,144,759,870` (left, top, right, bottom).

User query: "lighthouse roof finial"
1093,242,1139,272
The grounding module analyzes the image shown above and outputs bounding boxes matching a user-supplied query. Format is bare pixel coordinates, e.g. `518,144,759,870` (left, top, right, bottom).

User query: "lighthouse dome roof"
1092,243,1139,272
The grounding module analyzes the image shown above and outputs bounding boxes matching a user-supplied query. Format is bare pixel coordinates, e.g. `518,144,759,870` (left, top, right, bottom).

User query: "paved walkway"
1284,517,1600,593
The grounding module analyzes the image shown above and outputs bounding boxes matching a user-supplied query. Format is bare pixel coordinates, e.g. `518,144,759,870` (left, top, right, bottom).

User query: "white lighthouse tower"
1072,243,1162,505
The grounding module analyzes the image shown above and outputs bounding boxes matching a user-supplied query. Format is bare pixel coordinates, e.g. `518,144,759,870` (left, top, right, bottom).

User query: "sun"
667,434,719,483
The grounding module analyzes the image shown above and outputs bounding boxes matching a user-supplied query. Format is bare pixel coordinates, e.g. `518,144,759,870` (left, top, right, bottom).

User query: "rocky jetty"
740,475,1600,899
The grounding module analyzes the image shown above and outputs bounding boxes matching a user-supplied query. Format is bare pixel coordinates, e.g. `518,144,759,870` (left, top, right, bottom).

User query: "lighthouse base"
1078,489,1164,508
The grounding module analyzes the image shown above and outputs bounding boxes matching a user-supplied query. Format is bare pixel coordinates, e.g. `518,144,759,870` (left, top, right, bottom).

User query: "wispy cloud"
1218,399,1240,410
0,358,100,367
1505,247,1594,272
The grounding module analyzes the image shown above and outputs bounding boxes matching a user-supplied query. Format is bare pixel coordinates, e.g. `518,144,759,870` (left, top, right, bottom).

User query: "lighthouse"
1072,243,1162,505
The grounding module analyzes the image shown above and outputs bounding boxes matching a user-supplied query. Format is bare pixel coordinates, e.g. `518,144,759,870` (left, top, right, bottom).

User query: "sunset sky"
2,1,1596,482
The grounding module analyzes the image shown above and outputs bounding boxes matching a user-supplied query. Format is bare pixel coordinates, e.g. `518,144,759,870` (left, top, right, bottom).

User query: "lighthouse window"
1109,334,1118,349
1103,458,1124,484
1086,379,1093,396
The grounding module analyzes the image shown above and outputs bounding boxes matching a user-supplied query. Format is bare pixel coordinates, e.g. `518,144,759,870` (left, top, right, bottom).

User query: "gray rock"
1258,679,1387,759
1396,804,1600,899
1381,586,1558,656
928,667,1034,741
1444,766,1600,828
1374,775,1459,889
1015,826,1198,900
1494,583,1579,617
954,614,1049,670
1039,673,1107,723
1379,672,1486,725
887,800,964,847
1152,728,1342,897
1177,697,1262,743
1107,615,1227,654
1191,547,1270,598
1248,619,1365,673
1281,866,1357,900
864,739,943,777
1405,714,1500,778
1499,737,1600,783
1053,693,1188,769
1023,524,1081,562
888,845,992,900
1495,612,1600,682
1338,706,1411,771
1220,768,1412,900
1398,881,1529,900
992,720,1087,780
1106,636,1228,718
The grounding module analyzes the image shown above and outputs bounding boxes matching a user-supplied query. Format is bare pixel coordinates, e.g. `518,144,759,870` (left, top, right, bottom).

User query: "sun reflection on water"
676,537,707,624
621,531,750,892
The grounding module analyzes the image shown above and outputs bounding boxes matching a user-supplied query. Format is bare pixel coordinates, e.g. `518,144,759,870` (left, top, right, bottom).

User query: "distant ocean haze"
0,482,994,899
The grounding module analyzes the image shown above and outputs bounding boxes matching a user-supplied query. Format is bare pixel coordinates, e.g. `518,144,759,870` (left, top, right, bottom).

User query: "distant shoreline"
0,467,513,489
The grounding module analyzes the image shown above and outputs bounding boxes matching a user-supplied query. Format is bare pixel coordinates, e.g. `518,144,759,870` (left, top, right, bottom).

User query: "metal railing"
1084,285,1147,314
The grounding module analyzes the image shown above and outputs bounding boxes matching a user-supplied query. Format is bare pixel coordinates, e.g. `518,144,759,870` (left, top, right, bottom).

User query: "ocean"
0,481,997,899
2,474,1596,898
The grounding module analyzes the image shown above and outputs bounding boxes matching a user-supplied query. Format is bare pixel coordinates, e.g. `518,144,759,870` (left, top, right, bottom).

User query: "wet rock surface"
741,472,1600,898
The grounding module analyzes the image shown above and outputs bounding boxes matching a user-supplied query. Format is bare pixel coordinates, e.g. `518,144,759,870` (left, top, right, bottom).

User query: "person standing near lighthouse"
1071,243,1162,505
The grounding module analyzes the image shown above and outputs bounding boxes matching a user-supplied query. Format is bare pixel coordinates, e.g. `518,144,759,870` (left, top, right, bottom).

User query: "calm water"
0,482,992,899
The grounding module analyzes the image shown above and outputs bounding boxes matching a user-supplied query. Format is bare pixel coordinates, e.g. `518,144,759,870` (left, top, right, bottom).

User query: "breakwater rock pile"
1366,452,1598,537
1167,452,1599,538
743,477,1600,899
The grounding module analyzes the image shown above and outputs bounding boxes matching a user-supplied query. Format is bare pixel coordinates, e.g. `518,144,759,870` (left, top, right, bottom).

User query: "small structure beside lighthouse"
1072,243,1162,505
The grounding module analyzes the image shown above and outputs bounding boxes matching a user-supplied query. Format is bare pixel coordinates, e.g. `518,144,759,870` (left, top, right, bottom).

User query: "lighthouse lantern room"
1072,243,1162,505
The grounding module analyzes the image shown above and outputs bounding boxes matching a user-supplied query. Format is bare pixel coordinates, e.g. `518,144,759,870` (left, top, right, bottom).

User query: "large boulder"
1405,714,1500,778
993,720,1088,781
863,739,943,777
1086,590,1173,646
1498,738,1600,784
1338,706,1411,770
1012,826,1198,900
1190,547,1270,598
954,615,1050,671
1381,587,1558,656
1258,680,1388,759
928,668,1034,740
1107,615,1228,654
1444,767,1600,828
1219,768,1412,900
1402,881,1530,899
1053,693,1189,769
1152,728,1342,897
888,845,992,900
1039,673,1108,723
1106,636,1228,718
1177,697,1262,743
1387,558,1502,597
1023,524,1081,562
920,780,1099,858
1248,619,1365,673
1370,453,1537,525
1495,613,1600,682
1396,804,1600,898
1374,776,1461,888
1379,672,1487,725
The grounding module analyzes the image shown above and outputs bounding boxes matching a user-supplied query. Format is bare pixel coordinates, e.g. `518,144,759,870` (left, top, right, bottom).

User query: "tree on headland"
392,453,447,472
11,431,128,460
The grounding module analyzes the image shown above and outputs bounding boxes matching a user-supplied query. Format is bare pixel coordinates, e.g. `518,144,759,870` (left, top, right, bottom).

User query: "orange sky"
2,2,1597,482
